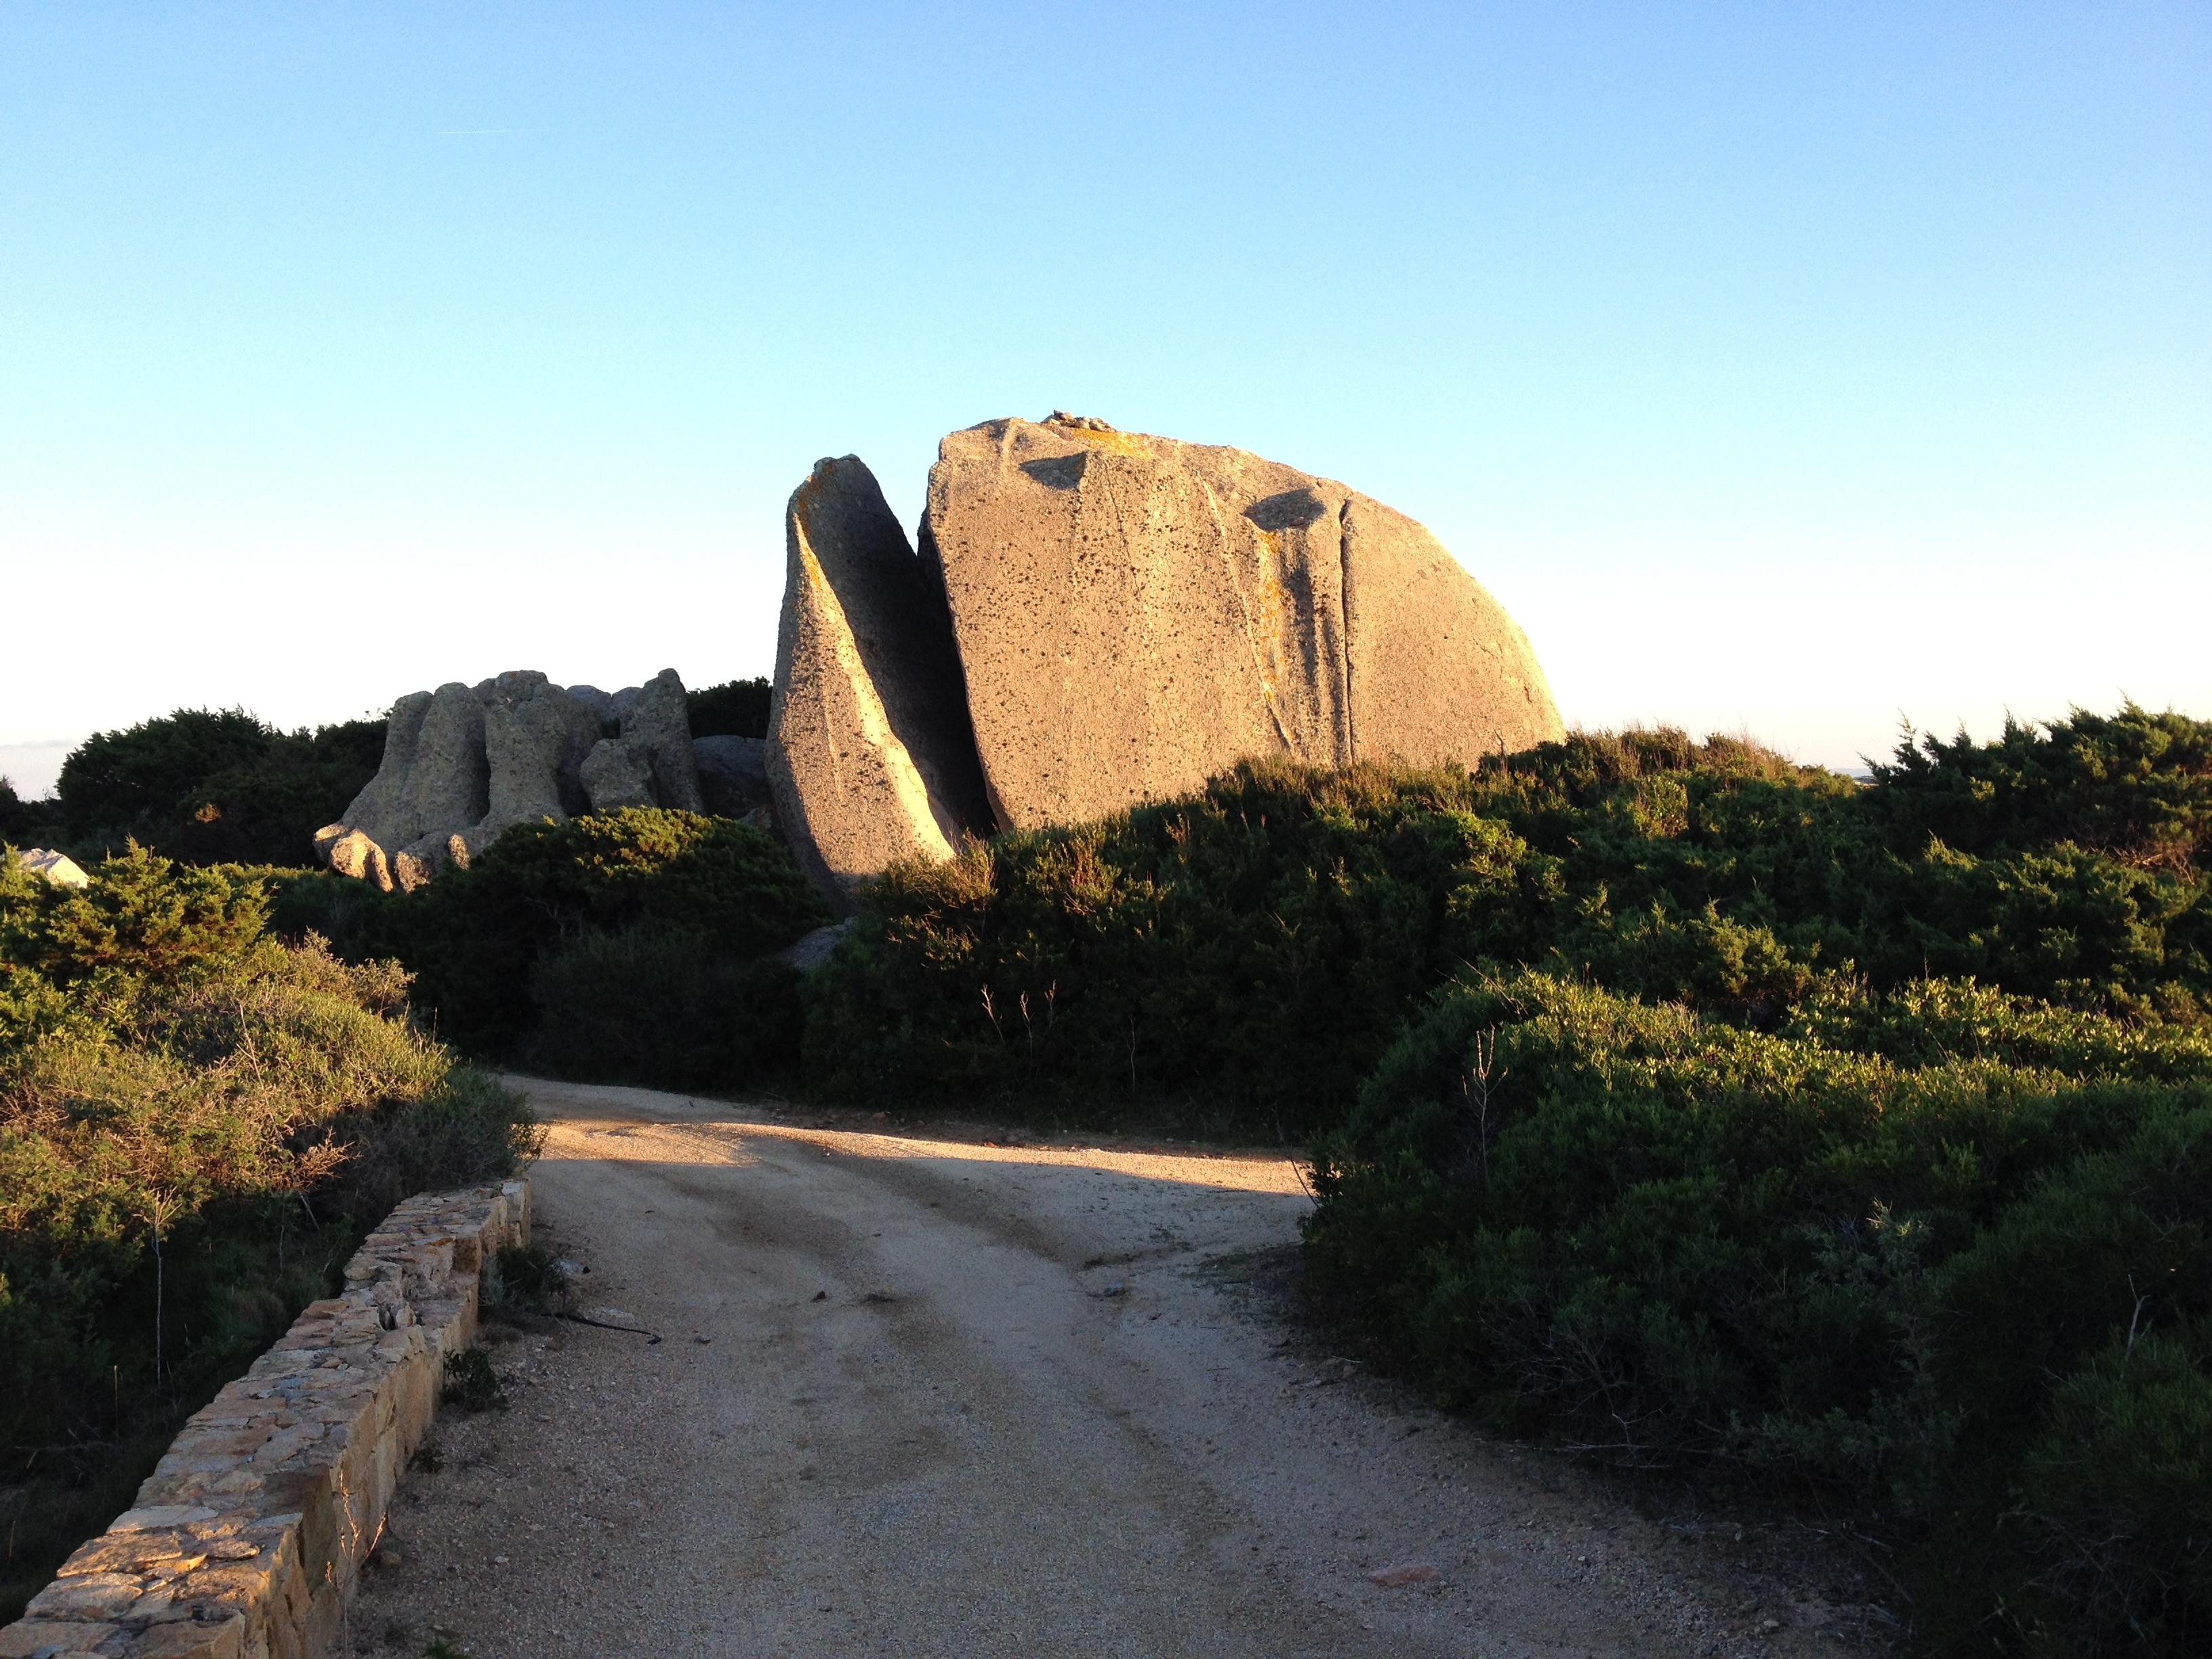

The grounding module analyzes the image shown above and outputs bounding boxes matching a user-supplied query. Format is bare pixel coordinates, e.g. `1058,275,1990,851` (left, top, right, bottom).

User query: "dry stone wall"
0,1181,530,1659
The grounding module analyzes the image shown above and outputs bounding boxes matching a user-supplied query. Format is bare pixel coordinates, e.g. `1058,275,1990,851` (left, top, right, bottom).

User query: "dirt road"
350,1079,1884,1658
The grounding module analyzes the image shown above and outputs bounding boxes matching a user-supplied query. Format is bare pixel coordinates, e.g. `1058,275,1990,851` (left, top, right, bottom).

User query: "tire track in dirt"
348,1079,1890,1658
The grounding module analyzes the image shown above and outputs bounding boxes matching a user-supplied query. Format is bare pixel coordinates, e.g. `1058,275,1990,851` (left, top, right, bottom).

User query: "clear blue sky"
3,2,2207,792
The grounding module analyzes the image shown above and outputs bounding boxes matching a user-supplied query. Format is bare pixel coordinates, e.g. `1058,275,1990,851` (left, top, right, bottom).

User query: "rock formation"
11,847,89,888
766,414,1563,903
480,672,604,843
319,417,1563,907
401,684,489,844
619,668,705,814
565,683,643,724
766,456,996,906
319,669,709,890
579,736,657,812
918,415,1563,830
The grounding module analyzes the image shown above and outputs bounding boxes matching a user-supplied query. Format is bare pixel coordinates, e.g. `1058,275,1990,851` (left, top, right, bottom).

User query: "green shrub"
0,775,62,844
0,850,537,1624
390,807,828,1059
490,1244,571,1315
54,709,385,867
686,676,773,739
808,708,2212,1136
440,1347,506,1412
806,757,1538,1136
1866,703,2212,869
1,842,275,1045
1305,968,2212,1654
2011,1325,2212,1651
262,809,824,1093
528,920,804,1090
264,863,408,966
58,710,273,838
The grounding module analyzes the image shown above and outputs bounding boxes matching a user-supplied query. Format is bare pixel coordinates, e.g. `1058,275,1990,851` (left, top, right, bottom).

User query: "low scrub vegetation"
54,708,387,866
1309,970,2210,1654
273,807,830,1088
0,847,537,1624
16,698,2198,1651
805,705,2212,1138
797,701,2211,1652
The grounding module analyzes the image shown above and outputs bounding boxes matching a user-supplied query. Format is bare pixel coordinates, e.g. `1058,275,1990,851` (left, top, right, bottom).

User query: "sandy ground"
347,1079,1898,1659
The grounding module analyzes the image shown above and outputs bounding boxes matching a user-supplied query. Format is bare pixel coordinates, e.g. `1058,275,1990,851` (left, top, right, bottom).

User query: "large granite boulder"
762,415,1563,905
580,737,656,812
766,456,996,907
572,669,703,817
564,683,642,724
319,668,710,886
340,690,434,856
313,825,395,891
396,683,491,859
918,414,1563,831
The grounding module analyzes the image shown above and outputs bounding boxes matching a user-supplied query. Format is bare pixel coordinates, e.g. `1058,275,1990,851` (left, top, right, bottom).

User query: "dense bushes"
796,703,2212,1650
0,846,537,1623
686,676,773,739
0,775,62,846
274,808,829,1086
1305,971,2211,1654
530,922,806,1090
53,708,386,866
804,757,1538,1135
804,707,2212,1135
1864,704,2212,870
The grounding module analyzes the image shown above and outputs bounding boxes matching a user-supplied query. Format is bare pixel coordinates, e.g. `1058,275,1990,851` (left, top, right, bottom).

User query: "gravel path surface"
348,1079,1893,1658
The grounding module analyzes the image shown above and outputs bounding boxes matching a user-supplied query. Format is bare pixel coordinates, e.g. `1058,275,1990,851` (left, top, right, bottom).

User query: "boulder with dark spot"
760,415,1563,902
917,414,1562,832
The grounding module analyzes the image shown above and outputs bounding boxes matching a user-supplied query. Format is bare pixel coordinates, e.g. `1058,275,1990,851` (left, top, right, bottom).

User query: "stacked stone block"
0,1181,530,1659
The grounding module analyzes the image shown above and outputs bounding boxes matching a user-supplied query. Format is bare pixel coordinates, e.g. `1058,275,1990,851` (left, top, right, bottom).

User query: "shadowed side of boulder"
397,683,491,859
691,735,770,817
622,668,705,814
769,456,995,909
